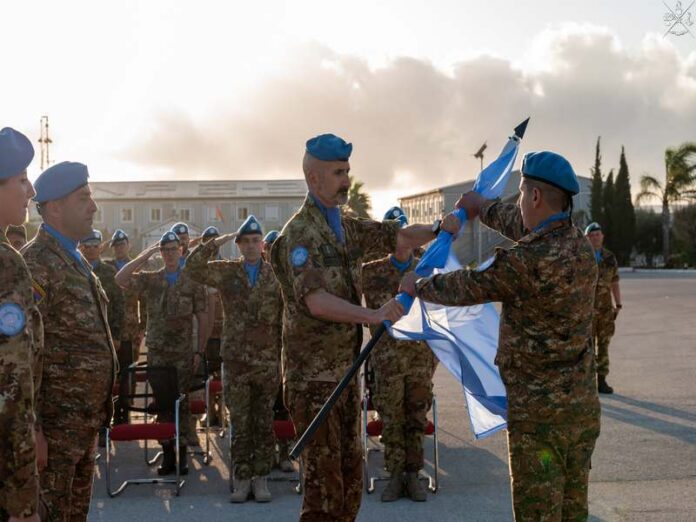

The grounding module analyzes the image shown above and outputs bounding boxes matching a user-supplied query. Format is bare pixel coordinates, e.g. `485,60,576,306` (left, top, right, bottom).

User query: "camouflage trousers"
225,363,279,480
592,311,616,377
372,357,434,473
286,380,362,522
148,352,195,446
507,419,600,521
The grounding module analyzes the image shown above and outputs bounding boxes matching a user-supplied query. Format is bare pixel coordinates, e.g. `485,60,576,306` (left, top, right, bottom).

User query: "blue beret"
202,225,220,238
34,161,90,203
236,215,263,238
383,206,408,227
521,151,579,195
160,231,180,247
585,222,602,235
263,230,280,244
171,222,189,235
305,133,352,162
80,229,103,245
110,229,129,245
0,127,34,180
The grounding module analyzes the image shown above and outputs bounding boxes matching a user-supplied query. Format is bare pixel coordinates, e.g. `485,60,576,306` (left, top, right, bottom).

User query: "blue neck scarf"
164,268,181,287
310,193,345,244
389,254,413,273
244,259,262,287
42,223,91,275
178,255,187,269
595,249,602,264
532,211,570,233
115,258,128,271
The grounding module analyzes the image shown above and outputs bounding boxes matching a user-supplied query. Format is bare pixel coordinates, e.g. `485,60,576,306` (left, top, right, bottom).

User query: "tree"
636,142,696,263
672,204,696,266
610,146,636,265
590,136,604,224
343,175,372,218
602,169,615,252
634,209,662,267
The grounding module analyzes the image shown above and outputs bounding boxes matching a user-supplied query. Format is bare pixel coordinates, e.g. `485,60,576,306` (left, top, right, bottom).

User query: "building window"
150,208,161,222
179,208,191,222
238,207,248,220
265,204,279,221
120,207,133,223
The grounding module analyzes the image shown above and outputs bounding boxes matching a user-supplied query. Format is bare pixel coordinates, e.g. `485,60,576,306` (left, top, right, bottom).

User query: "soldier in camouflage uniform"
362,206,437,502
585,222,622,394
24,161,117,522
6,223,28,251
402,151,601,521
0,127,43,522
105,229,146,424
115,231,208,475
185,216,283,503
270,134,442,522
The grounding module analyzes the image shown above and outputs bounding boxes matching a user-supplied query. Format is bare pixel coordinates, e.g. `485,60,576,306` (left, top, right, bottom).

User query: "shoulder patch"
290,246,309,267
0,303,26,336
32,281,46,304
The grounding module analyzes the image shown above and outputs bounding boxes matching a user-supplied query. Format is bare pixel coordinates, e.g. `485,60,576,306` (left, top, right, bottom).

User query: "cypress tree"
602,169,615,252
590,137,604,224
612,146,636,264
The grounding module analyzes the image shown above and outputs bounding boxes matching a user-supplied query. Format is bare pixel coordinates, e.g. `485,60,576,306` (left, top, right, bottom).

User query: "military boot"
381,471,404,502
405,471,428,501
252,475,272,502
598,376,614,394
230,478,252,503
157,442,176,476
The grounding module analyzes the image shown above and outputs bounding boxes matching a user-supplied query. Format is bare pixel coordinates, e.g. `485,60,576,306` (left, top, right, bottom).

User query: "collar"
389,254,413,273
243,258,262,286
115,258,129,271
309,192,345,244
164,267,181,287
532,211,570,233
42,223,90,273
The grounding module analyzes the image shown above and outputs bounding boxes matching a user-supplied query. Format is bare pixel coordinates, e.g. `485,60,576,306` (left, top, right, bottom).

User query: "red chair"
104,365,186,497
361,371,440,494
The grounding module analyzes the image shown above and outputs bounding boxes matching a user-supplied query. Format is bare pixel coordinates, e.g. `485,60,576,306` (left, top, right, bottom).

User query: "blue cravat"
244,259,262,287
389,255,413,273
310,193,345,244
532,211,570,233
115,258,128,271
42,223,91,275
164,268,180,287
595,249,602,264
178,256,187,269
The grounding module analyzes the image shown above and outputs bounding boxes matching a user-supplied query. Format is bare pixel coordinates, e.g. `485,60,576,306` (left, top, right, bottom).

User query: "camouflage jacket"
105,257,145,342
415,201,600,425
22,227,117,429
362,256,435,373
93,260,125,342
130,268,206,358
271,193,400,384
0,230,43,518
185,242,282,370
594,248,619,313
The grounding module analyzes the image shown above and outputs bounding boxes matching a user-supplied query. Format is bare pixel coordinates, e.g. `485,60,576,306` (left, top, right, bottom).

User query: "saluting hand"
214,232,238,247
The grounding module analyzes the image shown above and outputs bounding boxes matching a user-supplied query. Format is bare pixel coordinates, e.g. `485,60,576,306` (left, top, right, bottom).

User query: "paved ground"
89,273,696,521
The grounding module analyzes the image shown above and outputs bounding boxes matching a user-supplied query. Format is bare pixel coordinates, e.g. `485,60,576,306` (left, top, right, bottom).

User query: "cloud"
123,24,696,204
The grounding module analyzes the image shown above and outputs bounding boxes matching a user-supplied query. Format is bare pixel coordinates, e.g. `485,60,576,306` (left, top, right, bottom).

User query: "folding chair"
188,373,223,465
361,371,440,494
104,365,186,497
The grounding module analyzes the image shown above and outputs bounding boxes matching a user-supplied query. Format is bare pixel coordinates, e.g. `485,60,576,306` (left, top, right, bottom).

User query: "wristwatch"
431,219,442,236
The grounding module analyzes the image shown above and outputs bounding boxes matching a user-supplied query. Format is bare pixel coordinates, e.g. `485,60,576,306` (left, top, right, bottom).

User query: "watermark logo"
664,1,694,37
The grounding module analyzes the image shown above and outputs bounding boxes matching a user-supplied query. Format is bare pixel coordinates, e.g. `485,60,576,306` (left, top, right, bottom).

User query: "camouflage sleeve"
192,281,207,314
415,245,532,306
0,256,39,518
105,272,125,341
609,253,620,283
184,242,227,288
271,235,327,307
350,218,400,259
480,200,526,241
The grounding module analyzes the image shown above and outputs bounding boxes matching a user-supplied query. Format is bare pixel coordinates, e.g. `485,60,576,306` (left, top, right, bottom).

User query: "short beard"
336,191,349,206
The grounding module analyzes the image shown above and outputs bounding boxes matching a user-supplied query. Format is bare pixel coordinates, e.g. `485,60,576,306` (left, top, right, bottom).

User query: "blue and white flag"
387,118,529,439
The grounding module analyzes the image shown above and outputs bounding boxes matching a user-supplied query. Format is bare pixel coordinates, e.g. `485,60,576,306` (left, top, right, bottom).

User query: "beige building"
29,178,308,258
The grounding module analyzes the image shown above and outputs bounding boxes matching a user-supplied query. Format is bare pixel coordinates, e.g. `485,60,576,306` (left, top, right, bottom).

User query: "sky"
1,0,695,218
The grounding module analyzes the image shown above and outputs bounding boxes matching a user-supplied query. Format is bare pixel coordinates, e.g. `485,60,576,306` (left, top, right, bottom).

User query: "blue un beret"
110,229,129,245
383,206,408,227
0,127,34,180
202,225,220,239
80,229,103,245
305,133,352,162
263,230,280,244
521,151,579,195
585,222,602,235
236,215,263,239
171,222,189,235
34,161,90,203
160,231,180,247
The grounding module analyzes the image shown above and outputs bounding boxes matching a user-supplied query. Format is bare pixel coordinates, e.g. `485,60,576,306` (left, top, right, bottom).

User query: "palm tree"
343,175,372,218
636,142,696,263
